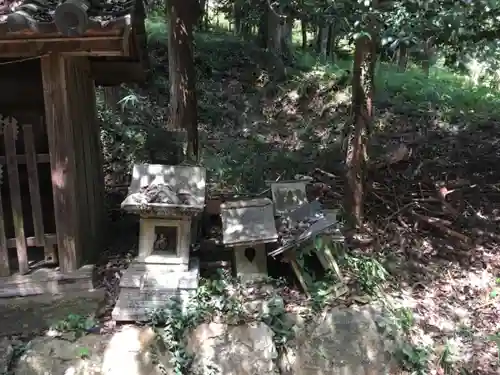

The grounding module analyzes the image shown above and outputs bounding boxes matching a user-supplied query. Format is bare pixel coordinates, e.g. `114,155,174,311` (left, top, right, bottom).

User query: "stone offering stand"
112,164,206,321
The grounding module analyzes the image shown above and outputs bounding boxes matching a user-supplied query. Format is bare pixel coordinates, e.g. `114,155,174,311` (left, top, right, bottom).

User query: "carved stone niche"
137,218,191,271
232,244,268,283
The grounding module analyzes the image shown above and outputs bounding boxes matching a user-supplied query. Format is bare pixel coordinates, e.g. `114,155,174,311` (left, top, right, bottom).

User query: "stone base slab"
112,258,200,322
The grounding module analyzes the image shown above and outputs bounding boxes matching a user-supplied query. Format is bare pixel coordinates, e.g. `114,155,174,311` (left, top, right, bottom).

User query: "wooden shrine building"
0,0,147,276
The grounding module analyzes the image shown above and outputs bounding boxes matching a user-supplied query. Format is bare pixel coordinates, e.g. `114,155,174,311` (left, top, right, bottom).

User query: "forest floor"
96,20,500,375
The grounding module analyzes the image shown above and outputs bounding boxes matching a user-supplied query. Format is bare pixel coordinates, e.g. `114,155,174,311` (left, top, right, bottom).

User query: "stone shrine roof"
0,0,136,37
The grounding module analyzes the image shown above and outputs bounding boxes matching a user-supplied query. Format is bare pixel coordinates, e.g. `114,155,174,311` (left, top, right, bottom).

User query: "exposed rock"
0,337,14,374
187,322,277,375
101,326,173,375
279,307,394,375
13,326,173,375
14,334,106,375
11,305,396,375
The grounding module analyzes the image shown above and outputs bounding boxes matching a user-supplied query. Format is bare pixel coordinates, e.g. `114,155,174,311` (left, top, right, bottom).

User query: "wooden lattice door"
0,115,57,276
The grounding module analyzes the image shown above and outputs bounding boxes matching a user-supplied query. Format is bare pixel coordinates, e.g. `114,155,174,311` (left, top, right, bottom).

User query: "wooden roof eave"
0,14,132,58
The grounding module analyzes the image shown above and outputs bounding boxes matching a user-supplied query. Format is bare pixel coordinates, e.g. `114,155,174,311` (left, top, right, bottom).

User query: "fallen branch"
410,210,472,244
312,168,341,185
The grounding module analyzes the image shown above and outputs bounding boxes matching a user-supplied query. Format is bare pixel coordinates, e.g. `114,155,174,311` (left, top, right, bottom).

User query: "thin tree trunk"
166,0,199,162
204,0,209,29
344,34,376,229
319,24,329,59
422,37,434,77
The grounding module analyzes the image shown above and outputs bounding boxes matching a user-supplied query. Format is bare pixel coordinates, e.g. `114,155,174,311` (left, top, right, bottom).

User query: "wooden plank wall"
41,54,105,273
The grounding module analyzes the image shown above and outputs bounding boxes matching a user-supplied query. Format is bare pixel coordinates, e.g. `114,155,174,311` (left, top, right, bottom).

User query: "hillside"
96,21,500,375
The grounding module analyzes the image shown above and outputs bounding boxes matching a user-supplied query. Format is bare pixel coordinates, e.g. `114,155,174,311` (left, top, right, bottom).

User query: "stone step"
112,287,196,322
120,258,200,289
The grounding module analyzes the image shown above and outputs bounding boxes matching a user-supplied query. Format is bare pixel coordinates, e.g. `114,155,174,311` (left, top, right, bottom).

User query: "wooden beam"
6,234,56,249
0,36,127,58
41,53,80,273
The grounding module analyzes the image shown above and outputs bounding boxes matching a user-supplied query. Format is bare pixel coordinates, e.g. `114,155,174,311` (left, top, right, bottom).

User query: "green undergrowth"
293,50,500,128
100,17,500,192
145,16,500,130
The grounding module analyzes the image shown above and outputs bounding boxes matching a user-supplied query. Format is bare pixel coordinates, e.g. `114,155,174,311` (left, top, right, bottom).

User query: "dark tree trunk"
257,5,268,48
197,0,206,30
233,0,242,34
134,0,149,75
166,0,199,162
266,6,286,80
267,6,282,54
344,34,376,229
326,23,335,59
241,18,252,39
397,44,408,72
301,19,307,50
315,25,322,53
281,16,293,58
103,87,120,111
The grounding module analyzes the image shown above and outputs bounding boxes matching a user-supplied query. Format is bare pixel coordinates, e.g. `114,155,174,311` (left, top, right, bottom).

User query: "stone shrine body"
112,164,206,321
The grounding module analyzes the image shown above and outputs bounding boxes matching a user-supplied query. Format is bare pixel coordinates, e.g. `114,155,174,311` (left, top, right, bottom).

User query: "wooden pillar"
41,54,104,272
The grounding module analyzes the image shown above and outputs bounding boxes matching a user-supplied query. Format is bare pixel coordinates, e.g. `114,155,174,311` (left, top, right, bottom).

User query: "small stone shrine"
220,198,278,282
271,180,309,214
112,164,206,321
